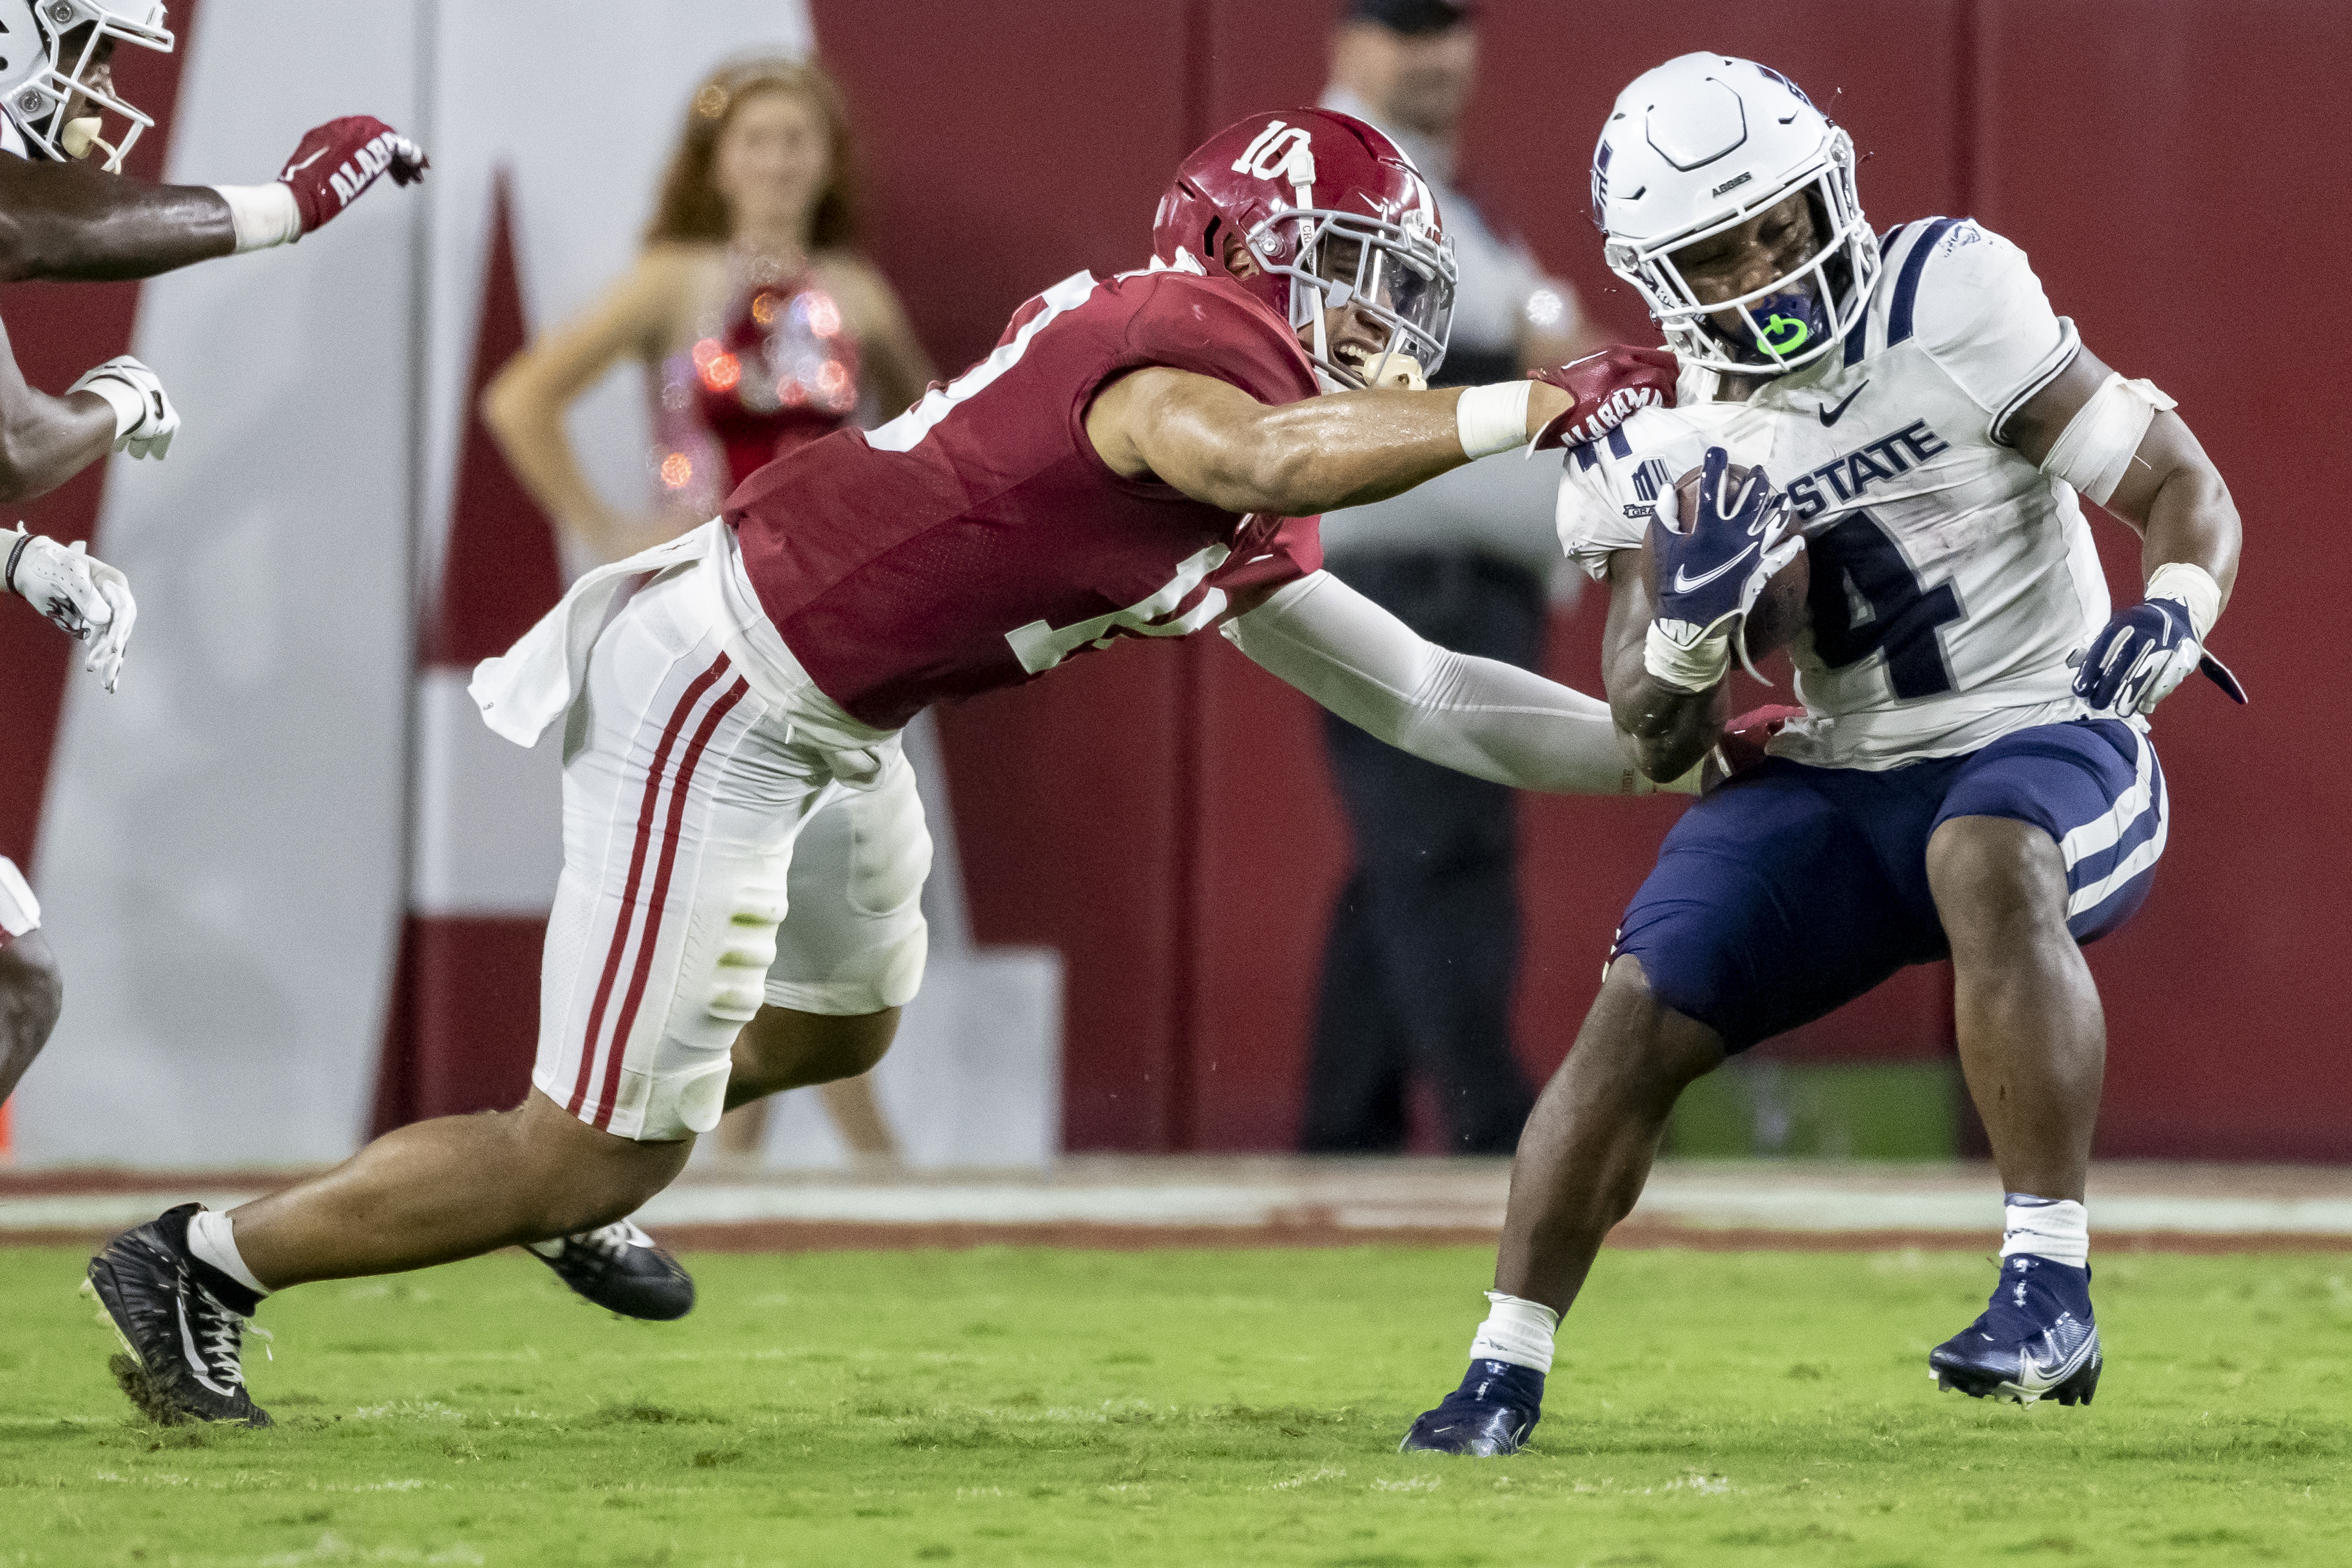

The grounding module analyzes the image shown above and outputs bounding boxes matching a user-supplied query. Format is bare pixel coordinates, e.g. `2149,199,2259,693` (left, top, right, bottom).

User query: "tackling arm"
1600,548,1728,783
1084,365,1529,516
1223,569,1668,796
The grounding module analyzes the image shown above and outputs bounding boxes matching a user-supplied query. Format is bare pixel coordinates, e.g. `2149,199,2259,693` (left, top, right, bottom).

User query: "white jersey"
1557,218,2119,770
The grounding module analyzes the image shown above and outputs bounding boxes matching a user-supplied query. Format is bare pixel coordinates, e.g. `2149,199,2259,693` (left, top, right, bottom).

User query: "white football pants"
532,532,931,1142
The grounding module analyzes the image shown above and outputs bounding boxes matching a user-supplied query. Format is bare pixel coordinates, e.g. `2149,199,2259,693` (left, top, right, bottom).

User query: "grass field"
3,1243,2347,1566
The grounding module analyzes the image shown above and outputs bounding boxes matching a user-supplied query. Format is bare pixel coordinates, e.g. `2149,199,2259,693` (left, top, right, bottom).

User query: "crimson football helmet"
0,0,174,173
1153,109,1456,391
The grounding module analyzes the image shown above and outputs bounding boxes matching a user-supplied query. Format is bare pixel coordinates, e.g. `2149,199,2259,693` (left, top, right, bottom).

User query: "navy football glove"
1643,447,1799,691
2074,598,2247,715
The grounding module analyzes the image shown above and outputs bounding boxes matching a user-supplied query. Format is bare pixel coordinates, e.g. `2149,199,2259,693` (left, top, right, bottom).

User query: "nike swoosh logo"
1817,380,1868,427
284,148,329,174
1671,543,1757,593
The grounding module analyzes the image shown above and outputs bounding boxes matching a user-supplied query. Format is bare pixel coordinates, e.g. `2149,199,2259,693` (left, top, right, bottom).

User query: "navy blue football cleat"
1929,1253,2101,1406
1399,1359,1545,1455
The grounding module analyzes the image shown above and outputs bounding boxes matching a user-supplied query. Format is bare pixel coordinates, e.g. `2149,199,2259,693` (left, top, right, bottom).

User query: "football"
1643,461,1811,665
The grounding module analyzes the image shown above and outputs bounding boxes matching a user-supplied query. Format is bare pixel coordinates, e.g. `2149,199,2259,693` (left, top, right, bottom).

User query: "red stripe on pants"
566,652,733,1120
589,672,753,1131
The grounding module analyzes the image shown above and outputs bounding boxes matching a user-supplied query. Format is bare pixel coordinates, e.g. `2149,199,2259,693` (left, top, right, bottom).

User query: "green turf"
3,1245,2347,1566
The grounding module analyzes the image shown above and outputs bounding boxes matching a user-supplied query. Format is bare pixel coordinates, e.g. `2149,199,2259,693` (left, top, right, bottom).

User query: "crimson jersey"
724,263,1324,729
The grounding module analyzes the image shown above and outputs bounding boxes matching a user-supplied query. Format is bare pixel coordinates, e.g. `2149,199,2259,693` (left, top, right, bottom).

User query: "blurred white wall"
24,1,820,1164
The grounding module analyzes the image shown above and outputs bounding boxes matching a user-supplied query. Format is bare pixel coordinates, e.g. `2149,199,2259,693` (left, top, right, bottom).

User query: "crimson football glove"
2073,598,2248,715
278,117,429,235
1527,346,1678,451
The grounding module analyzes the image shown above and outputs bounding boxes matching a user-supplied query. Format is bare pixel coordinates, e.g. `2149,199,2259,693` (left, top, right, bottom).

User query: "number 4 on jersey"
1805,509,1965,699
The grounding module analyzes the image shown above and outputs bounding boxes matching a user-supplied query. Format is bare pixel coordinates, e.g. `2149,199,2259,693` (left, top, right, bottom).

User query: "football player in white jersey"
1403,54,2245,1454
0,4,423,1112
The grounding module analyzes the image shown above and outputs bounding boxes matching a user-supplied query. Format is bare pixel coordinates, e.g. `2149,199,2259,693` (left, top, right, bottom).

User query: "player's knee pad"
845,763,934,919
704,880,789,1028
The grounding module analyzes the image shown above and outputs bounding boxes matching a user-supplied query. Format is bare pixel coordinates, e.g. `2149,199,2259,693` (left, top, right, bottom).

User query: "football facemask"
1271,220,1456,392
1591,55,1879,378
0,0,174,173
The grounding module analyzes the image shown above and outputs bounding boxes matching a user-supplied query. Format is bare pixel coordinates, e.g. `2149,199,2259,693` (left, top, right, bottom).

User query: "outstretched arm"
0,115,426,284
1087,367,1542,516
1083,347,1674,519
0,158,232,282
1224,570,1683,796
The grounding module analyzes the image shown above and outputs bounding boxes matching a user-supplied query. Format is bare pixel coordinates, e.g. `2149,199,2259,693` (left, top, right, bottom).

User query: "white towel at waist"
468,523,717,748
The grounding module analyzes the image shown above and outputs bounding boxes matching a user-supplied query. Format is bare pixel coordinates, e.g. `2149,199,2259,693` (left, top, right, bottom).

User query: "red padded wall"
1972,0,2352,1159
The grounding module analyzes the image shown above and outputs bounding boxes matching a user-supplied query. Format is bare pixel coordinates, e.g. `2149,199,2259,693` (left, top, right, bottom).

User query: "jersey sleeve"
1115,272,1319,407
1553,404,1715,582
1555,448,1634,583
1908,221,2081,441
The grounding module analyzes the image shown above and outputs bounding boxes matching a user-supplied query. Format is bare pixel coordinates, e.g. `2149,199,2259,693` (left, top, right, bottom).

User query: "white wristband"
212,182,302,252
71,374,141,441
1455,381,1533,459
2144,560,2221,642
1643,618,1730,692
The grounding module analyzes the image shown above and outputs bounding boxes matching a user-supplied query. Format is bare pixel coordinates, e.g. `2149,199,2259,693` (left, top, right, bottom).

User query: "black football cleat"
1399,1359,1545,1456
1930,1253,2101,1406
526,1218,695,1320
83,1203,273,1428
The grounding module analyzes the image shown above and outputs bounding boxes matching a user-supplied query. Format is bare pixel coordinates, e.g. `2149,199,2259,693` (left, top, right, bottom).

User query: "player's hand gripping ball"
1639,448,1805,687
1527,345,1678,451
278,117,430,234
1669,461,1809,670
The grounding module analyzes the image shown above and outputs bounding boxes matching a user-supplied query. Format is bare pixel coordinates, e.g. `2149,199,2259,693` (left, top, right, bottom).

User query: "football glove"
1643,447,1799,692
1527,345,1678,452
2074,598,2247,715
6,526,136,692
278,116,430,235
67,356,178,459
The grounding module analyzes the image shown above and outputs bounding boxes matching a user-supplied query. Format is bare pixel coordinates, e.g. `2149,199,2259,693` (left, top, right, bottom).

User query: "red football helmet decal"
1153,109,1457,391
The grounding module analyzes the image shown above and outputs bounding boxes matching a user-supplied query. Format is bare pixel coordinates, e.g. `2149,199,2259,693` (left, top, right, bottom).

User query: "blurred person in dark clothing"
1305,0,1606,1155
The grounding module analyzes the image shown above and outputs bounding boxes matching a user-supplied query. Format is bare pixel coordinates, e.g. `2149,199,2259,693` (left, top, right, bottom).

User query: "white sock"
186,1208,269,1297
2001,1193,2089,1269
1466,1291,1558,1374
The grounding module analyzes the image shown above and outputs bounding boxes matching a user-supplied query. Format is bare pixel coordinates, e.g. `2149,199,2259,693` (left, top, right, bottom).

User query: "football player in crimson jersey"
84,108,1682,1427
0,10,423,1149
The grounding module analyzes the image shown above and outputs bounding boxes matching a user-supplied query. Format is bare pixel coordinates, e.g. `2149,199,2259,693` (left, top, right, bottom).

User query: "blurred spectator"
1302,0,1604,1155
486,55,936,1164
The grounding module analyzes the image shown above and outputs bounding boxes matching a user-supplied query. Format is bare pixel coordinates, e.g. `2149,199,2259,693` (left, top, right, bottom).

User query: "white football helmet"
1591,54,1878,377
0,0,173,173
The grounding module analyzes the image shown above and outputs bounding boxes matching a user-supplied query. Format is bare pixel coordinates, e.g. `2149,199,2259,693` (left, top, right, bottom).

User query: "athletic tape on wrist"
212,182,302,252
2039,371,2175,505
1643,618,1730,692
2144,560,2221,642
1455,381,1533,459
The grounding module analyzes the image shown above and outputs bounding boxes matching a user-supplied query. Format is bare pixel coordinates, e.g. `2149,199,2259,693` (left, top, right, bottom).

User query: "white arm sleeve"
1222,570,1649,796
